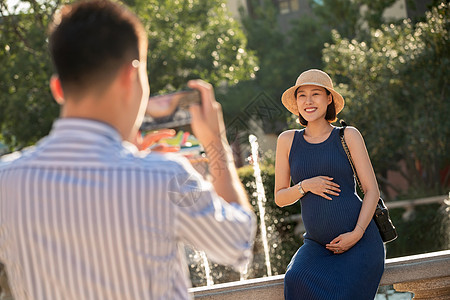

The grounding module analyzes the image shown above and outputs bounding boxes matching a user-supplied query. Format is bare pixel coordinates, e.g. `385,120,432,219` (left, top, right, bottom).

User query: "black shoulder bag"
339,122,398,243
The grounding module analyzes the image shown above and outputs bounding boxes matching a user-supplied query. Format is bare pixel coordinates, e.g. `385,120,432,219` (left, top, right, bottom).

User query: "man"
0,1,255,299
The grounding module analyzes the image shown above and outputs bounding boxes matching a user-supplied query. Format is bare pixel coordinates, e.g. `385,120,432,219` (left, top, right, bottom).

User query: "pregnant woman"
275,69,385,299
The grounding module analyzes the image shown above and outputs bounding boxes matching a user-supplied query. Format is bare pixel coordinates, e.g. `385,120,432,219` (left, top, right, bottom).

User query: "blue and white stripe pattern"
0,118,256,300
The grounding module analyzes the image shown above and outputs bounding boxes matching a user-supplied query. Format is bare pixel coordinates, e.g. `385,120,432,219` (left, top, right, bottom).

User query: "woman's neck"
304,120,333,138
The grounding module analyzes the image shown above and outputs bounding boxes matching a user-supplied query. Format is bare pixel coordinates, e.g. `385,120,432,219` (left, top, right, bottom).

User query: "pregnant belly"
301,193,362,245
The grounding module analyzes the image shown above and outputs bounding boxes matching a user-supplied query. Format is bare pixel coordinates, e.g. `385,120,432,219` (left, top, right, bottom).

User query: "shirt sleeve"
170,155,256,270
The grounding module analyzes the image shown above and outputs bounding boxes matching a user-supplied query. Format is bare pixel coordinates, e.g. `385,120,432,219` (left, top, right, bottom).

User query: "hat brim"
281,83,345,116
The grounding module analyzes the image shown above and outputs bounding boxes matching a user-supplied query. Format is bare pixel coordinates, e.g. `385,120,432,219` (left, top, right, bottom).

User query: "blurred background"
0,0,449,297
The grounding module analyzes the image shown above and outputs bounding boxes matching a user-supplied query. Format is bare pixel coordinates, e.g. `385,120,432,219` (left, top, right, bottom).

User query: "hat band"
296,82,333,89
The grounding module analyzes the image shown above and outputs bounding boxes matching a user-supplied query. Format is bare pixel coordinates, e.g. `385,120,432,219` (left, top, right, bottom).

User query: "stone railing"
1,250,448,299
190,250,450,300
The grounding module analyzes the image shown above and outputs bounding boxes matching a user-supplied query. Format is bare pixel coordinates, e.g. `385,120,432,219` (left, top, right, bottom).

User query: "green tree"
240,0,288,97
0,0,258,151
129,0,258,93
310,0,397,40
215,1,292,145
323,3,449,196
238,0,329,99
0,0,60,150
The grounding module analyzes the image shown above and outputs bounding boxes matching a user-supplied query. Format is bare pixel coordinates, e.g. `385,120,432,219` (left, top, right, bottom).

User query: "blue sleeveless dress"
284,127,385,300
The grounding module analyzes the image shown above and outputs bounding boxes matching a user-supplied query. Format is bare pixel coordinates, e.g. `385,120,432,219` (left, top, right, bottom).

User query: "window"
277,0,300,14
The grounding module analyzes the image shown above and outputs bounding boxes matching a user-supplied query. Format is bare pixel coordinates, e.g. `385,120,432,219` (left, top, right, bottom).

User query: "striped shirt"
0,118,256,300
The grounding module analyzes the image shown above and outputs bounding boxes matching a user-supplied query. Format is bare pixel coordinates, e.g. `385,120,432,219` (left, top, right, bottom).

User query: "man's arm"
188,80,252,211
172,79,256,268
173,158,256,269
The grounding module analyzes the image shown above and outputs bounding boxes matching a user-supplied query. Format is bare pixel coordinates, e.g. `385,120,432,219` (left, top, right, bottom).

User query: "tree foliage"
0,1,60,150
239,0,332,98
310,0,400,40
128,0,258,93
323,3,450,195
0,0,258,150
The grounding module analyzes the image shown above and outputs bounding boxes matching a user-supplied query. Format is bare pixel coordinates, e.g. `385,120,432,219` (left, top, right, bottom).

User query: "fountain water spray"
249,134,272,277
199,251,214,286
239,262,249,281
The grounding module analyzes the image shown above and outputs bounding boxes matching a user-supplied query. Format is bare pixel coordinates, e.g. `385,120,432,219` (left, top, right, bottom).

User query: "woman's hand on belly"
325,229,364,254
302,176,341,201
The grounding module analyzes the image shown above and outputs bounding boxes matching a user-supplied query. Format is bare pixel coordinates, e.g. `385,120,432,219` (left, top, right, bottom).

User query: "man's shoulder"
0,146,36,168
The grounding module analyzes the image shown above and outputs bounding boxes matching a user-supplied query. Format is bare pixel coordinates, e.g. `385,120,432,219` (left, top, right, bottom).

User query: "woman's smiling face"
296,85,332,123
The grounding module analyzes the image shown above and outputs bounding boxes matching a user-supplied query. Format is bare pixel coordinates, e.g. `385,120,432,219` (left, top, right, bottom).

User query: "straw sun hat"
281,69,345,116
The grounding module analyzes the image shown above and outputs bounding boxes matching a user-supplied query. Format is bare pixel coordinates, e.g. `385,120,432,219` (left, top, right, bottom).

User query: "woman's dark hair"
48,0,146,95
295,87,337,126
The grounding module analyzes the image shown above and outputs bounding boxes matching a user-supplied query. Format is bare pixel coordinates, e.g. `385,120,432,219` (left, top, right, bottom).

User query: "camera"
141,89,201,131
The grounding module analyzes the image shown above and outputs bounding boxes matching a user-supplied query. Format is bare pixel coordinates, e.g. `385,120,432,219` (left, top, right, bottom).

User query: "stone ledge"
190,250,450,299
394,277,450,299
190,275,285,300
381,250,450,286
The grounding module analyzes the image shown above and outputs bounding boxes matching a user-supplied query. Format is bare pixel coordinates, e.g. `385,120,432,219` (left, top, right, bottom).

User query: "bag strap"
338,120,364,194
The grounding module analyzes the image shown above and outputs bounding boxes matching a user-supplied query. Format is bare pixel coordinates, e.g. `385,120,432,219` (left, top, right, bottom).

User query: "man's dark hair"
48,0,147,95
295,87,337,126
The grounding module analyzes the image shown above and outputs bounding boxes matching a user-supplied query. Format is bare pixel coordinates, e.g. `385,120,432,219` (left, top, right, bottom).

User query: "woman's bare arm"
326,126,380,253
345,126,380,232
274,130,303,207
